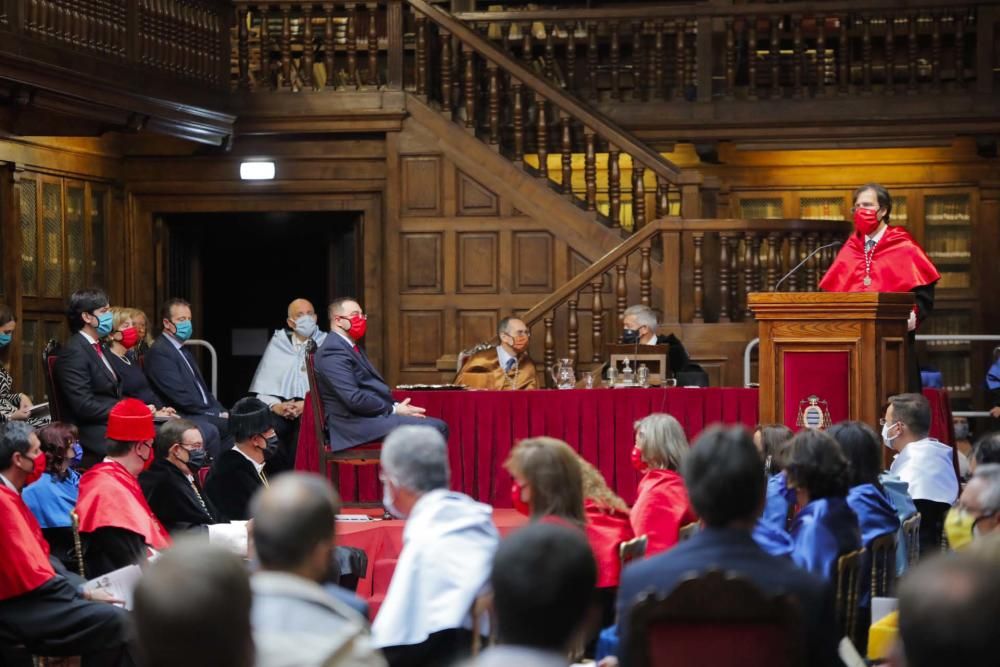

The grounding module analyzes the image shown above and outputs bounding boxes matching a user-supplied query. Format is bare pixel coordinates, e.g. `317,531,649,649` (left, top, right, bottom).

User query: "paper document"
83,564,143,610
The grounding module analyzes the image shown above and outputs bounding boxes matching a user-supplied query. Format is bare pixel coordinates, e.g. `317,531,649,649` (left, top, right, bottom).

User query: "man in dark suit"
140,417,219,533
615,426,843,667
143,297,229,460
205,397,276,522
622,304,709,386
314,297,447,451
54,288,122,458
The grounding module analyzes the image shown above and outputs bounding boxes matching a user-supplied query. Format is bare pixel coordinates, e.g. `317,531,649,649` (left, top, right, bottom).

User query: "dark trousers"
0,576,134,667
382,628,474,667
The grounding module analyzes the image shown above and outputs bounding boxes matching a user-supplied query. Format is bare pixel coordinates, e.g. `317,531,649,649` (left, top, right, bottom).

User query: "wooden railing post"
615,263,628,331
693,231,704,322
661,229,681,324
544,316,555,388
568,299,579,367
695,15,712,102
387,0,404,89
591,278,604,362
719,231,732,322
639,245,652,307
237,5,249,90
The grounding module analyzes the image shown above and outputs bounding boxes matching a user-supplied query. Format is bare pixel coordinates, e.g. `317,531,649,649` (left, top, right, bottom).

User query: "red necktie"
353,344,359,353
92,343,104,358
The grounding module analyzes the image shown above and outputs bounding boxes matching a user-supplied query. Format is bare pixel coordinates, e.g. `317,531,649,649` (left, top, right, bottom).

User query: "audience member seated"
971,431,1000,472
76,398,171,577
944,463,1000,550
373,425,499,667
133,539,254,667
785,429,862,581
455,316,538,390
751,423,795,557
0,303,48,428
54,288,122,459
249,298,327,475
126,307,154,362
0,422,135,667
892,553,1000,667
140,418,219,533
628,414,697,556
22,422,82,571
882,392,959,554
614,426,841,667
249,473,385,667
472,523,598,667
315,297,447,451
104,307,174,417
579,458,634,589
504,436,587,529
621,304,706,385
144,297,231,460
205,397,278,522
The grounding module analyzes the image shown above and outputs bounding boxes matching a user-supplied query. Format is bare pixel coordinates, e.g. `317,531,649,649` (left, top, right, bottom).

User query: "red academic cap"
106,398,155,441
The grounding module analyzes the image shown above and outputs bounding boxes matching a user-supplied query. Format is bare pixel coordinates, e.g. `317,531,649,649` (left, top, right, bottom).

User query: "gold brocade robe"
455,347,537,390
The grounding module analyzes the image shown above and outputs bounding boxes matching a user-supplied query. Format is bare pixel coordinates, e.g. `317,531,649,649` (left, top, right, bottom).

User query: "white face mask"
382,483,405,519
882,422,898,450
294,314,317,338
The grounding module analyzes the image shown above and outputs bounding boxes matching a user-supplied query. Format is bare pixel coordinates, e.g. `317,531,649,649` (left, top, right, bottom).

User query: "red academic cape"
819,226,941,294
76,462,171,551
630,469,697,557
0,486,57,600
584,499,634,588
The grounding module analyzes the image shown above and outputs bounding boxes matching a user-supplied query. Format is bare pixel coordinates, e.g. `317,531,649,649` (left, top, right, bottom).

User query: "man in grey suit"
313,297,447,451
249,473,384,667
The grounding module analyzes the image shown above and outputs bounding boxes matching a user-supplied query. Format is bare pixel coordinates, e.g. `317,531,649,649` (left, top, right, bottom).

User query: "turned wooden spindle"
787,233,802,291
488,62,500,144
591,278,604,362
928,13,941,90
817,15,826,96
609,21,621,101
347,4,358,87
744,231,756,317
280,7,292,88
324,5,336,89
301,5,314,89
587,22,598,100
770,17,780,98
766,232,781,290
805,233,819,291
655,177,668,219
521,22,532,66
566,23,576,90
608,145,621,226
954,12,966,88
567,300,579,367
885,15,896,94
693,232,705,322
237,6,249,89
615,264,628,329
906,15,917,93
752,233,763,292
584,129,597,211
441,29,453,113
724,19,735,99
719,232,733,322
748,21,758,100
512,79,524,161
260,7,271,89
536,93,548,177
862,14,872,94
543,23,554,79
652,20,665,99
840,16,850,94
367,2,378,87
640,245,652,307
415,14,427,95
674,19,686,100
633,164,647,230
560,114,572,194
792,15,803,98
632,20,644,100
544,317,555,387
463,46,475,128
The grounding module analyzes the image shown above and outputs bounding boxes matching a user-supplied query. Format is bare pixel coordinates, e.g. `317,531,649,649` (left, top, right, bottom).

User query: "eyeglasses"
878,418,898,427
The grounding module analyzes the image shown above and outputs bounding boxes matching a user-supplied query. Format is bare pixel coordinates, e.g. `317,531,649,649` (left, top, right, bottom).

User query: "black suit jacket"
204,449,263,522
54,333,122,454
616,526,843,667
143,335,224,416
140,458,218,533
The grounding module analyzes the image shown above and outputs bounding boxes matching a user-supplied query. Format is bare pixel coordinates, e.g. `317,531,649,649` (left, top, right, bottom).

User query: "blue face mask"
173,320,193,342
94,311,114,337
0,332,11,348
70,441,83,465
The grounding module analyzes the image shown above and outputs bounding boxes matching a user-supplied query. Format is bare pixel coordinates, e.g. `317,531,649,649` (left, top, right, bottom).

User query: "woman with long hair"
629,414,697,556
0,304,48,427
504,436,585,529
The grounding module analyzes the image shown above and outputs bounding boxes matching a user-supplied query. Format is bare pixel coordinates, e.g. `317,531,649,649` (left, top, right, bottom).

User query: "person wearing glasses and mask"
314,297,447,453
820,183,940,392
249,298,327,474
455,316,537,390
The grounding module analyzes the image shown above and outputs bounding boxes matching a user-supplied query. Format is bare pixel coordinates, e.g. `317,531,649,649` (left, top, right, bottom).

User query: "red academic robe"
76,462,171,551
819,226,940,295
0,486,57,600
584,499,634,588
630,469,697,557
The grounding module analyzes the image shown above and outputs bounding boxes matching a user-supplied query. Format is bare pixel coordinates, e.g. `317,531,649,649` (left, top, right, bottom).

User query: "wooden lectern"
747,292,914,431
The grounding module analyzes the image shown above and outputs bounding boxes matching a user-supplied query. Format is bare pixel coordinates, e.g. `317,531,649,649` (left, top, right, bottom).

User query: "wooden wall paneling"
442,157,457,218
400,232,443,293
457,309,500,350
400,310,444,371
383,131,403,386
457,232,498,293
512,231,554,293
457,170,499,216
400,155,442,216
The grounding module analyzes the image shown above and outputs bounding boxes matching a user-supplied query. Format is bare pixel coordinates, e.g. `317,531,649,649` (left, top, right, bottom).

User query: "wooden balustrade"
517,218,851,384
458,1,994,101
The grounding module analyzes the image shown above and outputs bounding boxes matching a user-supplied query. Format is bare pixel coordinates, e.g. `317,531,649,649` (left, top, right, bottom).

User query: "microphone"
772,241,843,292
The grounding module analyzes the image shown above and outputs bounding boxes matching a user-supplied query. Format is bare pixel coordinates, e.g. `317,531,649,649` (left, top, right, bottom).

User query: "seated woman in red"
629,413,697,556
579,459,633,589
504,436,586,531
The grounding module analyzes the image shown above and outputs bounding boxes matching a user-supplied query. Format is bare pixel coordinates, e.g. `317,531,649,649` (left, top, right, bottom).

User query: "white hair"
973,464,1000,513
623,304,658,330
381,425,449,492
635,413,689,470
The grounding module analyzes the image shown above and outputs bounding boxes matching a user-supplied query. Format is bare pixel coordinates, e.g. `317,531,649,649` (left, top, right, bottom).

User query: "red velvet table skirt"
297,387,760,506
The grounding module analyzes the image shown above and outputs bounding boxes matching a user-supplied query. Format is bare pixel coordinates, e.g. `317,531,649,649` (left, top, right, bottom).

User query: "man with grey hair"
947,463,1000,548
455,316,537,390
621,304,705,385
373,425,499,667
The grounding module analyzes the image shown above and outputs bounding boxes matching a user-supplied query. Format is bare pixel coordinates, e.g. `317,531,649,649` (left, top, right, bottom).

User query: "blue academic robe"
761,472,795,533
790,497,861,581
847,483,900,608
880,474,918,575
753,518,794,557
22,470,80,529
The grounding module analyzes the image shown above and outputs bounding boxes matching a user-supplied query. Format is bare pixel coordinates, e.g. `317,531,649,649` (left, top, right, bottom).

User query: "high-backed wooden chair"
835,548,865,642
42,339,65,422
901,513,921,568
678,522,700,542
625,569,803,667
303,341,382,506
70,510,85,578
869,531,898,598
619,535,648,568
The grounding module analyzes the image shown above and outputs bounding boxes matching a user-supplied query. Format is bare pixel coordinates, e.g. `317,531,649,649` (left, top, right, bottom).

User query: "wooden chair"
625,569,803,667
901,513,921,568
835,548,865,642
869,531,898,599
619,535,648,568
303,341,382,507
678,522,700,542
69,510,85,578
42,339,65,422
470,591,497,657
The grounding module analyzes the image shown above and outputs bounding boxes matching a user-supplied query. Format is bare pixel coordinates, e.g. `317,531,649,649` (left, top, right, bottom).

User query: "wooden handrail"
407,0,683,183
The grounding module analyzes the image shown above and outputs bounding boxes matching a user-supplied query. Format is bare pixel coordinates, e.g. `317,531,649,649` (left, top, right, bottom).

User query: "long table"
297,386,759,506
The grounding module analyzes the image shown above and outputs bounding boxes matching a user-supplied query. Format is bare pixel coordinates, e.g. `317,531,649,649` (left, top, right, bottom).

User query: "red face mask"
118,326,140,350
510,481,530,515
853,207,881,237
340,315,367,340
23,451,46,485
137,443,155,472
630,446,648,473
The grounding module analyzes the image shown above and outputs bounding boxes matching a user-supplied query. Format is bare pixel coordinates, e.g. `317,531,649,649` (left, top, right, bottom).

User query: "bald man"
250,298,327,474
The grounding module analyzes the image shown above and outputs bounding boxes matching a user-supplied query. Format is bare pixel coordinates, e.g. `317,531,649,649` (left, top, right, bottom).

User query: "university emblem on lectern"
796,395,832,430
